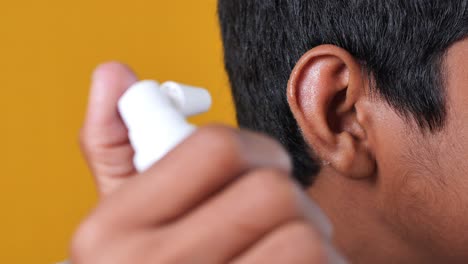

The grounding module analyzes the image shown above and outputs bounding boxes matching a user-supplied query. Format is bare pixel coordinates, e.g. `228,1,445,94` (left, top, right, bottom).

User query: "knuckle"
70,214,108,262
193,125,244,162
78,125,97,157
221,169,298,236
196,125,240,151
249,168,299,212
78,126,89,151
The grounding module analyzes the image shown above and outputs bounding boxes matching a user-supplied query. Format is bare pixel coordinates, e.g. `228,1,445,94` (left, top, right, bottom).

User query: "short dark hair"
217,0,468,186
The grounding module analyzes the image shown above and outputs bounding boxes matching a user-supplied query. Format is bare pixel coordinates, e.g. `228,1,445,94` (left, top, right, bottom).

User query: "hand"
71,62,346,264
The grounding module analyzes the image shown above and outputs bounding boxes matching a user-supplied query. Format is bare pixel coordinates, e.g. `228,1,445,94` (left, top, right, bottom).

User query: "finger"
231,221,347,264
159,168,331,263
80,62,138,196
94,125,292,228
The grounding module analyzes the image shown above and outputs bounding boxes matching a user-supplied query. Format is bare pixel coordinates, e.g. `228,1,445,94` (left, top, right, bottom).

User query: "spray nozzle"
161,81,212,117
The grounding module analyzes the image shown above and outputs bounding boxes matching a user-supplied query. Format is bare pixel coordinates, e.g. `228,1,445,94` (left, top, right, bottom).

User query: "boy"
72,1,468,263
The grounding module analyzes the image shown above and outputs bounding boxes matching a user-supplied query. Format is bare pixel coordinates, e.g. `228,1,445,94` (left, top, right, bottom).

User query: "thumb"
80,62,138,197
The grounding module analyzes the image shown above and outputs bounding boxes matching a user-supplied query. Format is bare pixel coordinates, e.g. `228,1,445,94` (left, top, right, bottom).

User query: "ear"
287,45,376,179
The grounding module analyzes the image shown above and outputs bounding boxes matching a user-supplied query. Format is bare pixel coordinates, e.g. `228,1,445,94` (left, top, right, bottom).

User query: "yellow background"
0,0,235,263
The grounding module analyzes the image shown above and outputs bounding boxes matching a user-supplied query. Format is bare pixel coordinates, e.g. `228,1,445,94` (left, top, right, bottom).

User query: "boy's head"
218,0,468,262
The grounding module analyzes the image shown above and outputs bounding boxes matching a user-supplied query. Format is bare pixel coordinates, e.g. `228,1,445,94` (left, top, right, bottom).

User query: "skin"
72,63,345,263
288,39,468,263
72,38,468,263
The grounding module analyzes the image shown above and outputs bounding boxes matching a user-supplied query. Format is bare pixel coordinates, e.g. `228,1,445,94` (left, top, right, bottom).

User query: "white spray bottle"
117,80,212,172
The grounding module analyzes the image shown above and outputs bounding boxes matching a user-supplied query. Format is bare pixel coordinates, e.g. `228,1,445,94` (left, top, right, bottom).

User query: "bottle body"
118,80,211,172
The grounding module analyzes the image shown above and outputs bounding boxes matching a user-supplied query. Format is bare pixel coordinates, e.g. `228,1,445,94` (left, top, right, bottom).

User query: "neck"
307,168,430,263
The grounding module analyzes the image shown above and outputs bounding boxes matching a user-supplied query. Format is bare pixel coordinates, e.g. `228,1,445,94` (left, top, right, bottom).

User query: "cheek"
369,103,468,257
375,126,436,238
377,122,468,257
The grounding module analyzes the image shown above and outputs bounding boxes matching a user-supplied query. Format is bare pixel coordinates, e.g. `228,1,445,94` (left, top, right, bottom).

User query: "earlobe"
287,45,376,179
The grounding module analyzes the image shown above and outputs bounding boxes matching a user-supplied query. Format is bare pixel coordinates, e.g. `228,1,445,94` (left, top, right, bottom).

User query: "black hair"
217,0,468,186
